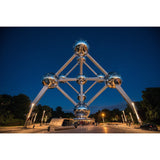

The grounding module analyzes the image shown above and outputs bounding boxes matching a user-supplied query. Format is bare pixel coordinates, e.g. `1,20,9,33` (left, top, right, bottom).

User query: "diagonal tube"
87,85,108,106
66,81,79,94
65,62,79,77
28,85,48,118
115,85,142,124
32,86,48,105
56,85,77,106
83,61,97,76
86,53,108,76
84,81,97,94
79,57,83,75
55,54,77,76
24,85,48,127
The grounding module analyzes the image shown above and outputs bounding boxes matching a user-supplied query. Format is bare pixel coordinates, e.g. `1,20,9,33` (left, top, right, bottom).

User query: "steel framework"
24,41,142,127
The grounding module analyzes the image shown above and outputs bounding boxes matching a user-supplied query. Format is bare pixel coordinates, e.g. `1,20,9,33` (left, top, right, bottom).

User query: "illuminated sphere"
77,75,87,85
74,41,88,56
59,75,66,83
77,94,86,101
42,73,58,88
77,56,86,62
59,75,66,79
97,74,105,82
106,72,122,88
74,104,90,119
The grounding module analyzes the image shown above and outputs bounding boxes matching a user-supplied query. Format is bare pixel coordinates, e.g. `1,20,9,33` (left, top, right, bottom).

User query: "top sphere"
74,41,89,56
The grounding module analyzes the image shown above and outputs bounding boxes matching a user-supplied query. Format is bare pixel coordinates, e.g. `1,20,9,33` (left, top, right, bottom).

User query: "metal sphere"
106,72,122,88
77,75,87,85
59,75,66,79
97,74,105,83
77,56,86,62
74,41,88,56
77,94,86,101
59,75,66,83
42,73,58,88
74,103,90,119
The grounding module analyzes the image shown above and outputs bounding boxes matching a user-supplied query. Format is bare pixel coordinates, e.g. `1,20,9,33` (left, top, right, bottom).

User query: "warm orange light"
31,103,35,108
102,113,105,117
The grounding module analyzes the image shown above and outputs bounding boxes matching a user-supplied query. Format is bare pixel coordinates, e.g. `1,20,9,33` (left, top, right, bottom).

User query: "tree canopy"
0,94,74,126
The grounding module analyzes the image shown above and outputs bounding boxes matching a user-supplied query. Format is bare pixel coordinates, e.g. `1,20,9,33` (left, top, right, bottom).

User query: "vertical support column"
41,110,45,125
122,110,127,122
33,113,37,124
45,115,48,123
129,112,134,123
79,56,83,75
79,56,84,104
121,114,125,123
80,84,83,104
30,114,34,125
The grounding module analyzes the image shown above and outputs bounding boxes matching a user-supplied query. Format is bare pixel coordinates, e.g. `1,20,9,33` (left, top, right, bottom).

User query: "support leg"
24,85,48,128
116,85,142,124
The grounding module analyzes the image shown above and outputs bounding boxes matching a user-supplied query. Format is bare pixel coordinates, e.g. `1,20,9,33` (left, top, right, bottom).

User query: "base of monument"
74,117,95,125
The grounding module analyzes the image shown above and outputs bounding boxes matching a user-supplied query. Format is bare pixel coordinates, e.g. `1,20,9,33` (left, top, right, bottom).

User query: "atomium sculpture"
24,41,142,127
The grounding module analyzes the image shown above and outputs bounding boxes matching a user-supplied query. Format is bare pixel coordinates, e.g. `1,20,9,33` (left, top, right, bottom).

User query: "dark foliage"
0,87,160,126
0,94,30,126
0,94,74,126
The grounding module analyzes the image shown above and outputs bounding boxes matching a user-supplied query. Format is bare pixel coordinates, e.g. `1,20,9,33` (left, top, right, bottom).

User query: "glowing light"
103,126,108,133
102,113,105,117
31,103,35,108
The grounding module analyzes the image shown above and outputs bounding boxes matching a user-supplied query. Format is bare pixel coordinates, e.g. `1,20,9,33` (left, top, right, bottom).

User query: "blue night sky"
0,27,160,112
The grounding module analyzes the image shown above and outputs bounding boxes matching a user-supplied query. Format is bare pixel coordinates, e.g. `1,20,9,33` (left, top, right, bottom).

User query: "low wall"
49,118,64,127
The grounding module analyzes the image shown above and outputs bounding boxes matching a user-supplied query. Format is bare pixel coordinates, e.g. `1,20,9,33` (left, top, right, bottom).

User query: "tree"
124,88,160,124
12,94,31,120
0,94,31,126
0,95,14,125
55,106,64,118
33,104,54,123
141,88,160,124
111,108,121,122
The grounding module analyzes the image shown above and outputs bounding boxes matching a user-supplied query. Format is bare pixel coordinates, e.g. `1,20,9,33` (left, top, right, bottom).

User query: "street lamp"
102,113,105,123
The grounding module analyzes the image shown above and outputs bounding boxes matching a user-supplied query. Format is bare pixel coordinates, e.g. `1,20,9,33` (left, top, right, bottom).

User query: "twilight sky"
0,27,160,112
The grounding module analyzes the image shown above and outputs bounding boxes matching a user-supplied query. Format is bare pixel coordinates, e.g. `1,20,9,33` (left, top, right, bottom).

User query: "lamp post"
102,113,105,123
